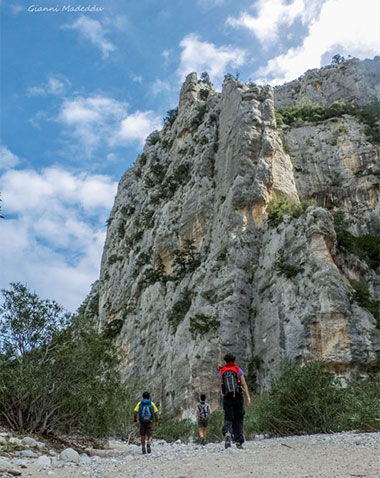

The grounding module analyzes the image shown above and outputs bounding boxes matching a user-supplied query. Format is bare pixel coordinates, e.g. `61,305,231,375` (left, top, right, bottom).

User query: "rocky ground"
1,431,379,478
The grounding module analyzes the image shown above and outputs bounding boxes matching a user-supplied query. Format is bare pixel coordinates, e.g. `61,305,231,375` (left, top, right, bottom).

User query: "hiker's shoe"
236,443,244,449
201,438,206,446
142,446,146,455
147,442,151,454
225,432,232,449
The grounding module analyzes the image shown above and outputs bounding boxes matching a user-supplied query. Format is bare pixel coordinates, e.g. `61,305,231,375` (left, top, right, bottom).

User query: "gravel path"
16,431,380,478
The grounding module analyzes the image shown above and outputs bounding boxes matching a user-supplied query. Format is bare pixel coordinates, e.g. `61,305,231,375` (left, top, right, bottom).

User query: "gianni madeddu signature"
28,4,105,12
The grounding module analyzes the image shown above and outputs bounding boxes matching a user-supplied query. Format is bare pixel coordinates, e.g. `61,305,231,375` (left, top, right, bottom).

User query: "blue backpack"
138,398,154,423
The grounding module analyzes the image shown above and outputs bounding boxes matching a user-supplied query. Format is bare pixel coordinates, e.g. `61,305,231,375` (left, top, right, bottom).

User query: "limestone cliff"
88,58,380,417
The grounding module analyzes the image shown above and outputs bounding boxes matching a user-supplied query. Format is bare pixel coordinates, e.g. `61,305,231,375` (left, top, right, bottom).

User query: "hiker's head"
142,391,150,399
224,353,236,363
200,394,206,401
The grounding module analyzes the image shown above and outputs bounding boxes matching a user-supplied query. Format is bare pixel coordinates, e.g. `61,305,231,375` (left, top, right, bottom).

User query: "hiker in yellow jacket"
134,391,158,454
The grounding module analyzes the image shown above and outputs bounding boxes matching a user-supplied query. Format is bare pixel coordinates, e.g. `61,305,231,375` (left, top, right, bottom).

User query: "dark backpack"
222,369,241,397
138,399,154,423
197,402,210,419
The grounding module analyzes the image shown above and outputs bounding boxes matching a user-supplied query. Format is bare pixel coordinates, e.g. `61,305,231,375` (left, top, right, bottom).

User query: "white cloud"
254,0,380,84
0,167,117,311
57,95,161,152
116,111,162,147
227,0,309,45
62,16,116,58
150,79,172,96
27,86,46,96
47,75,70,95
0,145,20,170
57,95,128,152
178,33,247,85
131,74,143,84
162,50,170,61
28,74,71,97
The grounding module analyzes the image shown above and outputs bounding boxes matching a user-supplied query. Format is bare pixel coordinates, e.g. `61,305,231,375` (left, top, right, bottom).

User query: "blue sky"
1,0,379,312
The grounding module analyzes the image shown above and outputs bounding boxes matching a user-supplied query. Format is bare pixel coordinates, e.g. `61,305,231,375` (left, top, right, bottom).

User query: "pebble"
59,447,80,463
22,437,39,448
36,455,51,469
17,449,39,458
1,431,379,477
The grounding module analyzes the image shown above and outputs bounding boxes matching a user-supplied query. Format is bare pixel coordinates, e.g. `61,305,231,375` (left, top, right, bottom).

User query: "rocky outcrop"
87,58,380,417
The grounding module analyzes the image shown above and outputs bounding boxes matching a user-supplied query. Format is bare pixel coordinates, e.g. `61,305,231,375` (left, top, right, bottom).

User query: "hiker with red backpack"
134,391,158,454
219,353,251,449
195,394,210,445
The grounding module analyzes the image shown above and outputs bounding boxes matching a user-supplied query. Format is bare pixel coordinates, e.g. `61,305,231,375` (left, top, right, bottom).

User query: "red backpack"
220,362,242,397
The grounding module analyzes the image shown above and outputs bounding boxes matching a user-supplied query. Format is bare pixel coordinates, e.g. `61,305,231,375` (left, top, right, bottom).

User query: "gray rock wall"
88,59,380,417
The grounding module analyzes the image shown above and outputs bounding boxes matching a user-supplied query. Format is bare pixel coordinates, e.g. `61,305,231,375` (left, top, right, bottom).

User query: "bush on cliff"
266,196,316,226
0,283,133,438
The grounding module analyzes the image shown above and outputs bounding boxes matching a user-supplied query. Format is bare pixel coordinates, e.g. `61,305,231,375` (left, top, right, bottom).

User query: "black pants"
222,394,245,444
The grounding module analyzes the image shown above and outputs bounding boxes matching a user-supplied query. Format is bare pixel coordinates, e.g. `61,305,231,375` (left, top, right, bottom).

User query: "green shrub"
217,250,227,261
191,104,208,129
206,410,224,442
189,313,220,338
350,279,380,328
339,373,380,432
254,362,344,436
154,418,196,443
267,196,315,227
172,239,201,276
145,163,165,187
334,212,380,270
108,254,122,265
135,252,151,268
167,289,192,332
138,153,147,167
162,138,174,150
141,210,154,228
121,205,135,217
103,318,124,339
241,397,262,439
157,164,192,201
276,101,379,144
148,132,160,145
200,89,209,100
152,364,380,442
164,108,178,127
0,283,131,437
334,124,349,136
117,219,126,239
275,259,304,278
283,143,291,155
201,290,219,304
141,259,166,286
275,112,284,126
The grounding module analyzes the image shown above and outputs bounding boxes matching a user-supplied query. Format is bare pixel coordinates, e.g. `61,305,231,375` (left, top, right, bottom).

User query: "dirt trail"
18,431,380,478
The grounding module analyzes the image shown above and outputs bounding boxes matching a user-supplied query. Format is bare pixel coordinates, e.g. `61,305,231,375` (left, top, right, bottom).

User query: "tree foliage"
266,196,316,227
0,283,130,437
276,101,380,144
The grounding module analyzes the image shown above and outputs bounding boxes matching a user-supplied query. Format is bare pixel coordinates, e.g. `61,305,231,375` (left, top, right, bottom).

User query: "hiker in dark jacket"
219,353,251,449
134,391,158,454
195,394,210,445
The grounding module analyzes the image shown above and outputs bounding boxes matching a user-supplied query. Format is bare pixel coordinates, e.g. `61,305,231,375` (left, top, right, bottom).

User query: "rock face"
88,58,380,416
